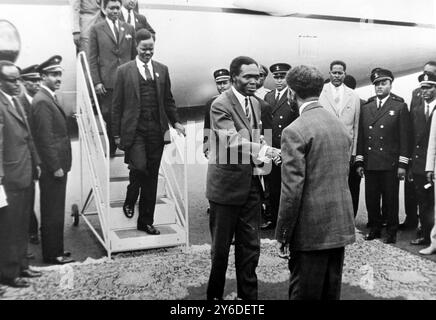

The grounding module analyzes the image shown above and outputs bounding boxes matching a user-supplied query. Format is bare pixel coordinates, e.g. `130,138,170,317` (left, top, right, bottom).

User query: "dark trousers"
404,178,418,227
125,119,164,227
28,182,38,236
365,170,399,235
207,179,262,300
39,170,68,260
0,187,31,280
288,247,345,300
268,164,281,225
413,174,434,242
99,89,116,153
348,162,361,217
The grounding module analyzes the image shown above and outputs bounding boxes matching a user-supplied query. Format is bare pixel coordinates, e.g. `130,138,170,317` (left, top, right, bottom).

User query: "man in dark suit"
119,0,155,37
0,60,42,288
89,0,136,156
203,68,231,158
276,65,355,300
18,65,42,246
356,68,411,244
408,72,436,246
261,63,298,230
206,56,280,300
112,29,185,235
32,56,74,265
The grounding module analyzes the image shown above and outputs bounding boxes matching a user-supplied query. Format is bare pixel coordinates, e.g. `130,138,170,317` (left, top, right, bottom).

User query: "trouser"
348,162,361,217
39,170,68,260
268,163,281,225
125,119,164,227
403,178,419,227
0,187,32,280
98,89,116,154
207,179,262,300
28,182,38,236
365,170,399,235
413,174,434,242
288,247,345,300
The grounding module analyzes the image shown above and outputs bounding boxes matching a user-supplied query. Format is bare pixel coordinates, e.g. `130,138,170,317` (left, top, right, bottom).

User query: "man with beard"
112,29,185,235
0,61,42,288
206,56,280,300
32,56,74,264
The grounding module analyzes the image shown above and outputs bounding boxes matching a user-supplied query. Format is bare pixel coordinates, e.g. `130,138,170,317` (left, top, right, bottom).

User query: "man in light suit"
319,60,361,216
119,0,155,37
89,0,136,156
0,61,42,288
18,65,42,246
206,56,280,300
112,29,185,235
32,56,74,265
276,65,355,300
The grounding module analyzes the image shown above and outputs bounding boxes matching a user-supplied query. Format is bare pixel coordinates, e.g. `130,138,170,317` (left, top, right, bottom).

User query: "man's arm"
69,0,81,34
88,25,102,87
111,66,125,140
138,14,156,38
351,94,361,157
0,108,4,183
274,126,306,244
426,110,436,180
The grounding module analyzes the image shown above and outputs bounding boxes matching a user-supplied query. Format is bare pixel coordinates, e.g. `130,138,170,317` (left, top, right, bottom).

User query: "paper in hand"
0,185,8,208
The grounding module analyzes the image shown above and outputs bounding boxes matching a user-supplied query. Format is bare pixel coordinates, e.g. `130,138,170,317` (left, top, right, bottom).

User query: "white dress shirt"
376,95,390,109
121,6,135,29
136,56,154,81
105,17,119,40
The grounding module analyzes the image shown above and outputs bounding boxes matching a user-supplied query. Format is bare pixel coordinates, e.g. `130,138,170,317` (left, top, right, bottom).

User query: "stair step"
110,176,129,182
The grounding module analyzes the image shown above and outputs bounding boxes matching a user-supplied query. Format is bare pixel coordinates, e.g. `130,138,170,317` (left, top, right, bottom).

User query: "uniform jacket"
356,95,410,170
31,88,72,173
264,88,299,148
112,59,179,149
206,89,264,205
410,97,435,174
318,83,360,156
0,91,40,190
426,108,436,172
89,19,136,89
275,103,355,250
18,93,33,128
119,10,156,36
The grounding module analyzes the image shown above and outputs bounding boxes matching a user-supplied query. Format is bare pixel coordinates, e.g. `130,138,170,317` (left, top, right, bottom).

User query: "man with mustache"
112,29,185,235
32,56,74,264
355,68,411,244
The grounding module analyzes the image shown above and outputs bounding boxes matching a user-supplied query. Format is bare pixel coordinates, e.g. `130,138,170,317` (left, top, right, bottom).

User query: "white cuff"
257,145,271,163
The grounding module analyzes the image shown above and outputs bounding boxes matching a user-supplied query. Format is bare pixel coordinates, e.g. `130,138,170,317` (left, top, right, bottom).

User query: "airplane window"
0,20,20,63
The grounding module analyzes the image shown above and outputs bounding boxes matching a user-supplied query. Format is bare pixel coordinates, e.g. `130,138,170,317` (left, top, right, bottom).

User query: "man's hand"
114,137,121,148
73,32,81,48
277,241,290,260
94,83,106,95
407,170,414,182
426,171,434,183
356,166,364,177
204,150,210,159
397,167,406,180
350,155,356,166
35,166,41,180
174,122,186,137
266,147,281,159
54,168,65,178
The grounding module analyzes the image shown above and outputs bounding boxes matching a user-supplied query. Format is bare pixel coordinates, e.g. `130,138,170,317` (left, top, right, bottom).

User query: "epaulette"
390,93,405,102
367,95,376,103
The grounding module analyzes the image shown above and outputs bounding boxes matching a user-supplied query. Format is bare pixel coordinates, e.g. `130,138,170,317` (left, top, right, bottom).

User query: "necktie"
54,94,59,105
334,87,340,105
275,91,280,105
378,100,382,110
144,64,153,80
12,97,24,121
112,20,119,42
425,103,430,121
127,9,131,24
245,97,252,124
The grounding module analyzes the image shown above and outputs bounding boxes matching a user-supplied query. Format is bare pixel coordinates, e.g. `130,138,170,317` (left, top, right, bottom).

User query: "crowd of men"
0,0,435,300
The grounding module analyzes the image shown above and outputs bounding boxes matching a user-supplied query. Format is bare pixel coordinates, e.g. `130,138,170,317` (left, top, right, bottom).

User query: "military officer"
261,63,299,230
356,68,411,244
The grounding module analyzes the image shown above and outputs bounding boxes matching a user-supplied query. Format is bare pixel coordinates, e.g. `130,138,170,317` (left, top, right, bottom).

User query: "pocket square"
125,34,132,39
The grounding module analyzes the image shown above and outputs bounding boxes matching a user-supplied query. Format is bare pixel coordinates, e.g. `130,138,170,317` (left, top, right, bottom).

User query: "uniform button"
278,125,282,128
368,147,372,150
380,137,383,140
369,126,373,129
380,148,383,151
417,145,420,149
280,116,283,119
380,125,384,128
278,134,281,138
416,155,419,158
369,136,372,139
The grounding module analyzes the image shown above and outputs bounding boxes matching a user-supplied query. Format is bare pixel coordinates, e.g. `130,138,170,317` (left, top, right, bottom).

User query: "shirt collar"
299,100,318,114
135,56,154,77
25,93,33,103
106,17,118,28
0,89,14,105
329,82,344,93
426,98,436,111
41,84,56,98
231,86,250,110
377,94,390,107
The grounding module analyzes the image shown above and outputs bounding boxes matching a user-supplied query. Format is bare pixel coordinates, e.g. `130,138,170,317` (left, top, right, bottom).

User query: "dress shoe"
384,234,396,244
20,269,42,278
29,234,40,245
364,230,381,241
381,220,388,227
0,287,5,296
410,237,429,246
44,256,75,265
1,277,30,288
260,220,275,230
26,252,35,260
63,251,71,257
138,224,160,235
419,246,436,255
123,204,134,218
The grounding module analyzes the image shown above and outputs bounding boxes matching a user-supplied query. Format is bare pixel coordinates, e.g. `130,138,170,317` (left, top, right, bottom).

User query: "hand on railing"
174,122,186,137
94,83,107,95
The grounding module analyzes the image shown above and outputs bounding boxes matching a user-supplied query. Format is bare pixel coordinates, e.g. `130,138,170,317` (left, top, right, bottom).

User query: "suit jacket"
318,84,360,156
426,107,436,172
356,95,410,170
112,59,180,149
18,93,33,128
120,10,156,36
264,88,298,148
89,19,136,89
410,98,435,175
0,91,40,190
275,103,355,251
206,89,264,205
31,88,72,173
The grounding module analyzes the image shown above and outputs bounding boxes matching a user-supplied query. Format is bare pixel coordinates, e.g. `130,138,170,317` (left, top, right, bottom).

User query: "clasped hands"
266,146,282,166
